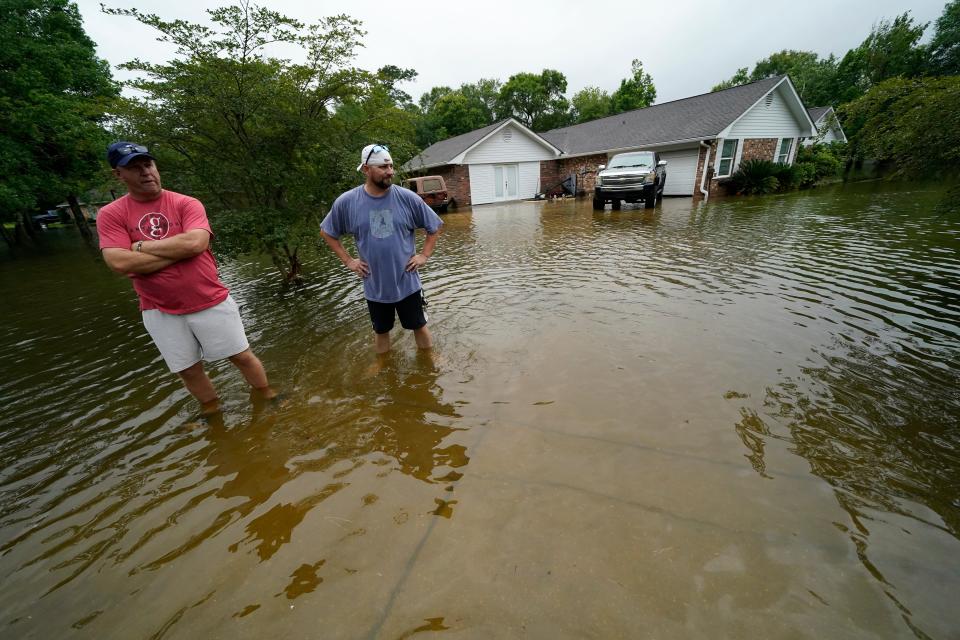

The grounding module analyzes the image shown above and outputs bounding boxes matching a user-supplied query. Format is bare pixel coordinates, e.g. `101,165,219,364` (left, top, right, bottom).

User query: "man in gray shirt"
320,144,443,354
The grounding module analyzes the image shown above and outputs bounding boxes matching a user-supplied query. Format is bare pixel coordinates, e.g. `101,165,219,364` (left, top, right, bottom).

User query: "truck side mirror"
658,160,668,166
597,164,606,171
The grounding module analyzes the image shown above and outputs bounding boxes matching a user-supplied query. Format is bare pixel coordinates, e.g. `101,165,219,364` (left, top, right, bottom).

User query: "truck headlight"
643,171,655,184
595,175,603,186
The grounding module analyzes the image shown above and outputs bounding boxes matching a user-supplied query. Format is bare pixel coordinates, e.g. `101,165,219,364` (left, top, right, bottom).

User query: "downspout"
699,141,712,202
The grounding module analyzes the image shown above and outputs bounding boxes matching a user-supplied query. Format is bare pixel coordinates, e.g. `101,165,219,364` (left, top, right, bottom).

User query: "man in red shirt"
97,141,274,414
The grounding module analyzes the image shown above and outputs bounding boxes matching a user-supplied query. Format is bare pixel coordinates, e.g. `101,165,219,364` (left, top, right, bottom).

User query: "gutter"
699,141,711,202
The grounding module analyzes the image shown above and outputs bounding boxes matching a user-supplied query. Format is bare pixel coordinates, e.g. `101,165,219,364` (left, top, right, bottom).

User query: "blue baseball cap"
107,141,156,168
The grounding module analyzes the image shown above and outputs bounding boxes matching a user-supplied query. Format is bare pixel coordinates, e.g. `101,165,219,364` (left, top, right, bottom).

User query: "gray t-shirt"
321,185,443,303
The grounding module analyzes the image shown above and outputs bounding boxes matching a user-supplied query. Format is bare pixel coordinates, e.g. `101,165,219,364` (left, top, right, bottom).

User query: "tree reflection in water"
731,335,960,632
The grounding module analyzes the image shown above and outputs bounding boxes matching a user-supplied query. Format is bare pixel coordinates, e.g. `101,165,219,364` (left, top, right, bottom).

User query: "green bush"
772,162,800,189
728,159,782,194
795,143,843,184
793,162,818,187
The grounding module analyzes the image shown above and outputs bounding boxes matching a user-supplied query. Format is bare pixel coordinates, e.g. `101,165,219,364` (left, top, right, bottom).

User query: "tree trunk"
19,211,39,242
67,194,93,242
270,244,304,287
0,222,15,249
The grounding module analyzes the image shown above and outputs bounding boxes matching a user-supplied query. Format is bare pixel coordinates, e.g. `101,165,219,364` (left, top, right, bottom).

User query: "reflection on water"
1,181,958,638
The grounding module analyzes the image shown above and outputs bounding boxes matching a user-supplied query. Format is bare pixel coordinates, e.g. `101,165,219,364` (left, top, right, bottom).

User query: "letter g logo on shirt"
138,212,170,239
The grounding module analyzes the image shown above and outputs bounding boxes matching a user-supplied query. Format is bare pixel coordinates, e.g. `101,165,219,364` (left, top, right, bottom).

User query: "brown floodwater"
1,182,958,639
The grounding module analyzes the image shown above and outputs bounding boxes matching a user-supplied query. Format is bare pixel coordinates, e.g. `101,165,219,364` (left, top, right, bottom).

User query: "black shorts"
366,290,427,334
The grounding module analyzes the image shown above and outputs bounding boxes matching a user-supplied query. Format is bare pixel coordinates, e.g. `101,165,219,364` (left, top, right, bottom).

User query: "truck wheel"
645,189,656,208
438,203,448,214
592,197,604,210
612,199,621,210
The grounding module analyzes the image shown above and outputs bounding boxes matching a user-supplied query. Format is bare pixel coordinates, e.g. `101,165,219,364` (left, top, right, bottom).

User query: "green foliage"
771,162,800,190
413,79,499,147
793,162,817,187
832,12,929,103
929,0,960,75
796,143,843,183
840,76,960,179
496,69,572,131
727,159,781,195
712,67,749,92
103,2,413,282
610,59,656,114
711,8,933,108
571,86,612,123
0,0,118,227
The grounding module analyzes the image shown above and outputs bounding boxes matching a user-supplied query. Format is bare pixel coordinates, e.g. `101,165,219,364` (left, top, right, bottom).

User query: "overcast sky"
74,0,949,106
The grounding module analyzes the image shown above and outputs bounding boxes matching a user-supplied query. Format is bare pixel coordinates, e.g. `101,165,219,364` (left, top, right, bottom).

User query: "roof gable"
540,76,786,156
719,76,816,139
403,118,560,171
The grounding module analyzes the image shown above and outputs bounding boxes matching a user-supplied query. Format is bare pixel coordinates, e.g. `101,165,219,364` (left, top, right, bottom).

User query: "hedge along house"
802,106,848,146
403,75,816,205
402,119,563,206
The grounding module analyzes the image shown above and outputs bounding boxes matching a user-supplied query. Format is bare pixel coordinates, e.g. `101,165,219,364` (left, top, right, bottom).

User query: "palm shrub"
728,159,780,195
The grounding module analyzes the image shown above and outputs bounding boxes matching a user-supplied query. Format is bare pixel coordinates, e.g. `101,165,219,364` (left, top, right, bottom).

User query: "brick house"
403,75,817,205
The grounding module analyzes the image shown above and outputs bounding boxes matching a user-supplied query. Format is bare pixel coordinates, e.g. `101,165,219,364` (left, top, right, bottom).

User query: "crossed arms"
102,229,211,275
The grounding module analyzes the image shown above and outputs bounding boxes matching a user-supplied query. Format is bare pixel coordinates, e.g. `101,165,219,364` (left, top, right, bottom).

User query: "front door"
494,164,519,201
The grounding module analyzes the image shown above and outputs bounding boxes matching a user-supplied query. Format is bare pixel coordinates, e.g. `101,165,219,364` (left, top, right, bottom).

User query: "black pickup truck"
593,151,667,210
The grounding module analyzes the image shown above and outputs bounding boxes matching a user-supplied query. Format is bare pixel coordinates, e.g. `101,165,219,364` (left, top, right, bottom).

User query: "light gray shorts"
142,295,250,373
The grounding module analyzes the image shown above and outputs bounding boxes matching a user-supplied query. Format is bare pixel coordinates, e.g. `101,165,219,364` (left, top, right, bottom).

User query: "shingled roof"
807,106,831,123
404,120,512,171
540,76,787,157
405,75,807,170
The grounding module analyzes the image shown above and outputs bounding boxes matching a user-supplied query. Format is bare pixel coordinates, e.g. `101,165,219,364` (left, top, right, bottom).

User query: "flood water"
1,181,959,639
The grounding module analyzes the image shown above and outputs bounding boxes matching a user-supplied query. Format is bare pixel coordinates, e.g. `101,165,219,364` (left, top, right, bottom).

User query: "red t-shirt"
98,190,229,314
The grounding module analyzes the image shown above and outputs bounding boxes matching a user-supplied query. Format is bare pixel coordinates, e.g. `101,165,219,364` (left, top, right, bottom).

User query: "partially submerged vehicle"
402,175,450,213
593,151,667,210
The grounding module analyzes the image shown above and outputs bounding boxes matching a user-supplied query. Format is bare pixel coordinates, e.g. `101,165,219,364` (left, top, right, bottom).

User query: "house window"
716,139,738,177
776,138,793,164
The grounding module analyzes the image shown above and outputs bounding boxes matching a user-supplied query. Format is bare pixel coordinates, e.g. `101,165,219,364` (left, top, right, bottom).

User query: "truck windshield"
609,152,655,169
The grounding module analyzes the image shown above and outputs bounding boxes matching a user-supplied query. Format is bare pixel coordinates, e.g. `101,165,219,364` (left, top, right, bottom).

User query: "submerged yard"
1,182,958,638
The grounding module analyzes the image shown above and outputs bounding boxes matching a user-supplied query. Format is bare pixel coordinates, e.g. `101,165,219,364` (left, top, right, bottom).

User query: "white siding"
659,148,699,196
469,161,539,205
469,164,495,205
820,127,842,144
518,161,540,199
463,123,556,164
728,87,808,139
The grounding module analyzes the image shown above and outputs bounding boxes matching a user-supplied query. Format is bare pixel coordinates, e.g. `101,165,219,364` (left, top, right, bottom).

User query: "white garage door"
659,148,700,196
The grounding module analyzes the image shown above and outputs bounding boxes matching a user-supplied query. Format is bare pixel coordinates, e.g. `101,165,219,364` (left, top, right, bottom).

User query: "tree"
103,1,402,284
461,78,501,123
832,12,929,103
610,59,656,114
712,67,749,92
413,79,500,147
751,50,838,106
929,0,960,76
418,85,453,113
571,86,612,123
840,76,960,178
431,91,490,137
496,69,572,131
712,52,838,106
0,0,118,248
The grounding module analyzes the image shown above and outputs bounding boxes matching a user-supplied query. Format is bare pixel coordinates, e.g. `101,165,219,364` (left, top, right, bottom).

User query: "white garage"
658,148,700,196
